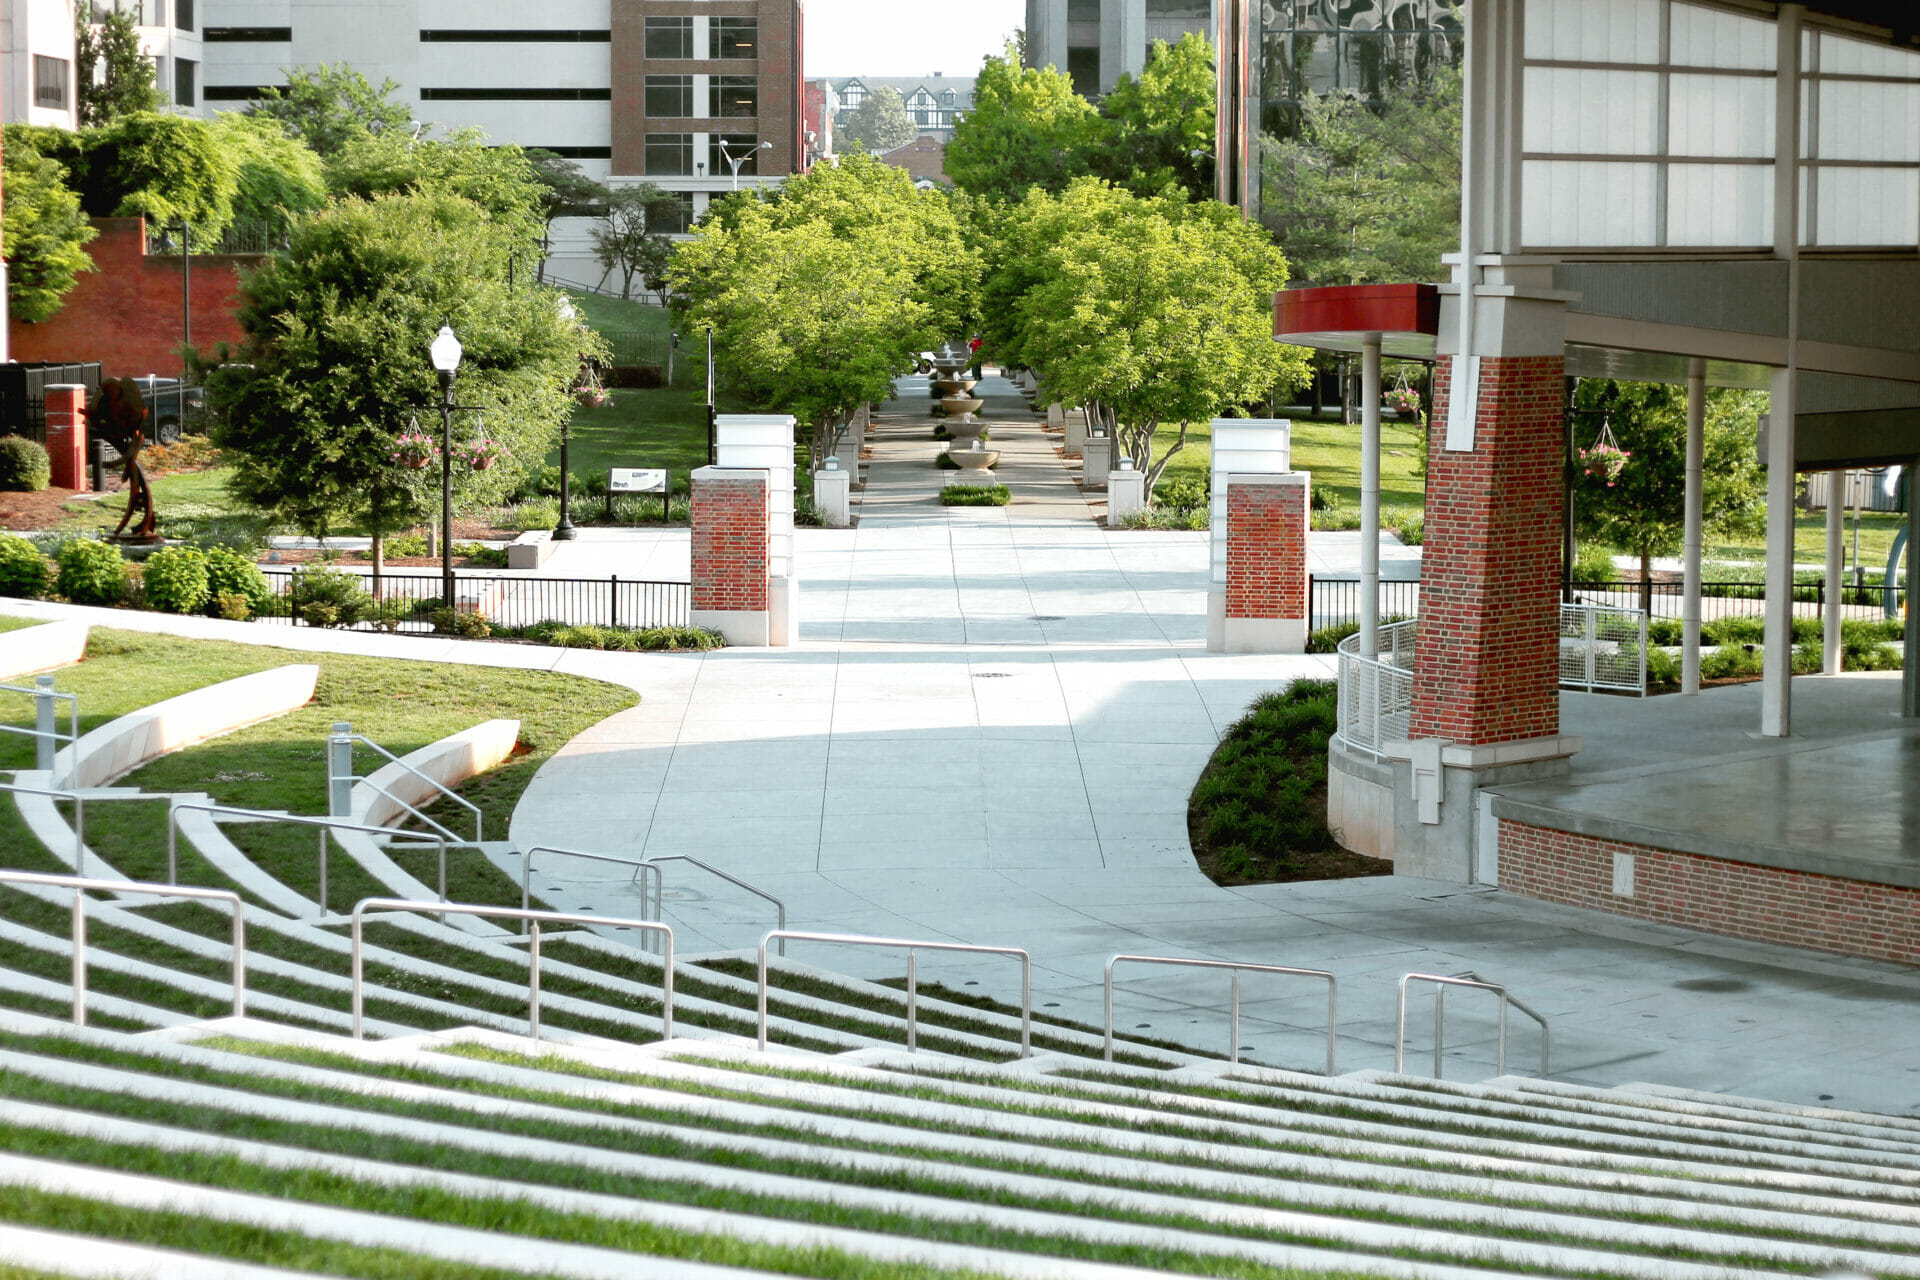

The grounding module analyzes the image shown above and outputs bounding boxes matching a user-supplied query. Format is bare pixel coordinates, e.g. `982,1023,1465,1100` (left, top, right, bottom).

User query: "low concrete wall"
352,718,520,832
59,665,320,790
1327,739,1396,862
0,621,89,682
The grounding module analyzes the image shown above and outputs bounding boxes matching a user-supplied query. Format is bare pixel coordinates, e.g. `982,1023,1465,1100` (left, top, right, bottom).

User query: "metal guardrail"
1103,954,1338,1073
0,677,78,785
0,780,99,871
643,855,786,955
349,897,673,1042
327,723,483,848
518,847,786,956
0,870,244,1026
1334,620,1417,761
259,570,692,631
757,930,1032,1057
519,846,658,932
1559,602,1648,696
1396,972,1550,1080
166,802,448,914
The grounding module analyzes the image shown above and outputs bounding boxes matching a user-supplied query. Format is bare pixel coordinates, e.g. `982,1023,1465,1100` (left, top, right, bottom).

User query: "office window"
204,84,274,100
709,133,760,176
646,133,694,175
32,55,67,108
711,76,757,118
176,0,192,30
644,75,693,117
646,15,692,59
422,87,612,100
652,194,695,235
713,17,757,58
1145,0,1208,16
1066,47,1099,95
175,56,196,106
1068,0,1099,19
421,29,610,42
203,26,291,41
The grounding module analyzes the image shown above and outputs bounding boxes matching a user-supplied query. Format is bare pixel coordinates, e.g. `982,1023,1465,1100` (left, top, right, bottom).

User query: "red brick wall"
1224,478,1308,621
1411,354,1564,745
8,218,257,380
691,474,769,612
1501,821,1920,967
877,136,950,185
613,1,804,178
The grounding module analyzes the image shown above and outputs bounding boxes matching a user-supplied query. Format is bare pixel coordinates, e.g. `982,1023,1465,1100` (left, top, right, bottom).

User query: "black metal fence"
602,329,669,368
0,362,103,445
259,570,691,631
1309,575,1908,633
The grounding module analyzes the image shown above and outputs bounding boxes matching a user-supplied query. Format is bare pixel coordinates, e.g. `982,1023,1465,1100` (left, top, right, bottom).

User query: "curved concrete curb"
59,665,320,789
0,619,87,681
352,717,519,832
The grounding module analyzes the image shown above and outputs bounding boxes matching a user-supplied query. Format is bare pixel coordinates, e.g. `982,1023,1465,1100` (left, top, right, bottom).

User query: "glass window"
176,0,192,30
1521,160,1660,246
1668,3,1772,71
711,76,758,118
1067,47,1099,95
710,134,760,175
1522,68,1660,155
1816,79,1920,164
1669,73,1774,158
713,17,757,58
1667,163,1773,246
1523,0,1659,64
653,194,695,235
644,75,693,117
645,16,692,60
645,133,693,175
32,55,66,108
1814,167,1920,247
1818,32,1920,80
174,56,196,106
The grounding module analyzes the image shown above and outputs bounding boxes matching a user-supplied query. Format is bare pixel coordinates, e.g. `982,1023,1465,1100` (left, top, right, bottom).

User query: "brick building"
875,134,948,188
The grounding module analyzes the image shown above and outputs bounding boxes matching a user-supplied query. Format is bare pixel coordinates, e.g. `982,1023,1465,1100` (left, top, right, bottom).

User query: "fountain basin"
951,447,1000,470
937,396,985,416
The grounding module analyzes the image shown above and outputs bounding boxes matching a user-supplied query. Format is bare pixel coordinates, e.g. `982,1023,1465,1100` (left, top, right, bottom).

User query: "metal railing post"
70,888,86,1027
905,949,918,1053
1106,955,1337,1073
1434,983,1445,1079
327,722,355,819
1398,972,1549,1080
351,910,365,1039
73,796,85,878
528,921,542,1040
229,905,246,1020
35,676,57,775
318,828,329,913
757,937,770,1052
1229,969,1242,1063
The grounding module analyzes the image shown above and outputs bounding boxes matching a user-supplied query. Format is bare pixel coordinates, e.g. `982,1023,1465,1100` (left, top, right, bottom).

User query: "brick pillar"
690,468,772,646
1409,355,1564,745
1218,473,1310,652
43,385,89,493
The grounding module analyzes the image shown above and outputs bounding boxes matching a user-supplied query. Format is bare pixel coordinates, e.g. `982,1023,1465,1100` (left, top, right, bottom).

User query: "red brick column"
1214,473,1309,652
43,385,89,493
1410,354,1564,745
691,468,771,644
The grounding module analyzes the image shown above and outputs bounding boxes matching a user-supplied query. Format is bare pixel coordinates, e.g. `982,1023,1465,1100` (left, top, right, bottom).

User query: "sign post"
609,468,671,523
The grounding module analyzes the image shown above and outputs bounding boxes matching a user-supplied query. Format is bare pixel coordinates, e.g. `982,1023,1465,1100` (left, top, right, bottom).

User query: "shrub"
1570,543,1617,582
1646,645,1681,686
55,538,126,606
1152,475,1208,513
1647,618,1683,646
1121,506,1208,531
941,484,1010,507
211,591,253,621
1384,509,1424,546
140,545,210,614
0,437,51,492
1307,621,1358,654
0,534,53,598
503,500,559,531
1699,644,1762,680
382,531,429,559
935,452,960,470
202,548,271,618
430,608,492,639
288,565,371,629
513,621,725,652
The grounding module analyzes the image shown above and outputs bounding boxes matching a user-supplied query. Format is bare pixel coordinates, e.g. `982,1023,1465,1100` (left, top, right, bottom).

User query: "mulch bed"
0,486,99,531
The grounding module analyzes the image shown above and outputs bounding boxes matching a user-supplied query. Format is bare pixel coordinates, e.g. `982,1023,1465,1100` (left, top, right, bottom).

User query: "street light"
429,325,463,609
716,139,774,191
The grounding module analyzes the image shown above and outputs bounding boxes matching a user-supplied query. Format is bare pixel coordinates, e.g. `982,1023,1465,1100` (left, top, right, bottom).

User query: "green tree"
0,135,97,323
211,112,328,237
1571,381,1769,587
67,112,241,242
947,46,1098,202
75,7,162,127
590,183,680,300
991,180,1311,491
324,130,548,254
251,63,414,160
205,192,600,569
525,149,609,282
838,85,918,153
1089,33,1218,200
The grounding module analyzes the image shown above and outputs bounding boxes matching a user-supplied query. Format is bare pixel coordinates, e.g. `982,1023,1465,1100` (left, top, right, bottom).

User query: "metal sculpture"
90,378,158,544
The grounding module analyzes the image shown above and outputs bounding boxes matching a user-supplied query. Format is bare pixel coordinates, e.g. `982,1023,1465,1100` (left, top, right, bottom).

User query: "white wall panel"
1523,68,1658,155
1523,160,1658,246
1667,163,1772,246
1816,80,1920,164
420,45,610,87
1669,73,1772,158
1815,167,1920,247
1523,0,1659,64
1669,3,1773,71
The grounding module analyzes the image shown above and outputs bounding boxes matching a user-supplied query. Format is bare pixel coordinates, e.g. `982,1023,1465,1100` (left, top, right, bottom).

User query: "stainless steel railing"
0,780,106,872
166,802,447,914
327,723,484,847
0,677,79,785
644,854,786,955
757,930,1031,1057
519,847,786,955
1334,620,1417,760
0,870,244,1025
1396,971,1550,1079
1103,954,1337,1073
349,897,673,1042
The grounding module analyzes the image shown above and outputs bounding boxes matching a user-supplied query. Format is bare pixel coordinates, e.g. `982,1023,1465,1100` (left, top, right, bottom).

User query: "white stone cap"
690,465,771,484
1223,471,1308,487
1386,735,1583,770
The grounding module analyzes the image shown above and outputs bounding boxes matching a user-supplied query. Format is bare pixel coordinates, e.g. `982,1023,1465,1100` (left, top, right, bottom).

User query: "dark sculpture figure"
90,378,158,544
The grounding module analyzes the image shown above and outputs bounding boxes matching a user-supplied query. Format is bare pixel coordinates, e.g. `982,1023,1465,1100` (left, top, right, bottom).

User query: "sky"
802,0,1025,79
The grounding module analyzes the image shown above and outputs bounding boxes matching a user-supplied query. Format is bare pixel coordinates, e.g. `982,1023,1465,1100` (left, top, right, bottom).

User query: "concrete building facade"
1025,0,1213,97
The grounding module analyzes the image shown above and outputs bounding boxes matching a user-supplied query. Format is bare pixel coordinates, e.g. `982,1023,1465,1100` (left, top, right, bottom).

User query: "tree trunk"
371,530,384,599
1340,356,1355,425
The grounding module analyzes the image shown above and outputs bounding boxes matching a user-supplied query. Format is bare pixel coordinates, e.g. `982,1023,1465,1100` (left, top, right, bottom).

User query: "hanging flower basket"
390,432,439,470
462,439,509,472
1384,386,1422,416
1580,442,1631,486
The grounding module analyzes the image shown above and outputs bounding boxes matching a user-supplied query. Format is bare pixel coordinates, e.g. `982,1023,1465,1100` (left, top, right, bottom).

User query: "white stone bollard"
1107,458,1148,524
1065,409,1088,457
814,457,852,528
1047,403,1065,430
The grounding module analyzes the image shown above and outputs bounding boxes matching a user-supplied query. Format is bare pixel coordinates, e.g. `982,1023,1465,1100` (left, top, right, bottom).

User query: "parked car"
132,376,207,444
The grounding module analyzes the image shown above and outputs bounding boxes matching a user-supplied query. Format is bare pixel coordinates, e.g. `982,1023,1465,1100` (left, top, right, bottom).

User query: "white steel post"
1361,335,1383,659
34,675,57,774
1824,474,1845,676
1683,360,1706,695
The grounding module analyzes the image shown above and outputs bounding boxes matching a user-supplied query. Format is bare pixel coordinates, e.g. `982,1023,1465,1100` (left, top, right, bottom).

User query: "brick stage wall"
691,474,770,613
8,217,257,380
1411,354,1565,745
1224,478,1307,621
1501,821,1920,966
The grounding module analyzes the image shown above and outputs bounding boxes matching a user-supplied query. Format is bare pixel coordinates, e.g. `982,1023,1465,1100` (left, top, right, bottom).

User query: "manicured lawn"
0,616,38,634
553,384,738,484
1149,415,1429,514
562,290,674,344
1704,510,1906,574
51,465,239,537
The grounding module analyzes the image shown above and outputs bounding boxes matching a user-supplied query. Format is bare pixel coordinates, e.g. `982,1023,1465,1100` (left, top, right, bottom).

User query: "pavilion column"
1823,473,1845,677
1682,360,1705,694
1761,366,1797,736
1360,334,1383,658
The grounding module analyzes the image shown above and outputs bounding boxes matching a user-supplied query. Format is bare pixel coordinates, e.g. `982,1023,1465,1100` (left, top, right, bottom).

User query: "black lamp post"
429,325,463,609
555,296,580,541
158,221,191,389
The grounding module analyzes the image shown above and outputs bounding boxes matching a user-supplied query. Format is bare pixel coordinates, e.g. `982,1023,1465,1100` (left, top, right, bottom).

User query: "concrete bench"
507,531,554,571
0,620,88,682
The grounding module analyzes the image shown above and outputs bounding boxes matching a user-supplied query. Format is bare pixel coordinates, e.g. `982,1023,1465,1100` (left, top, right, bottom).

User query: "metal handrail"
519,846,661,934
0,677,79,785
167,802,448,914
329,727,483,847
757,930,1031,1057
0,779,97,872
350,897,672,1042
0,870,244,1025
1103,954,1337,1073
1396,972,1550,1080
645,855,787,956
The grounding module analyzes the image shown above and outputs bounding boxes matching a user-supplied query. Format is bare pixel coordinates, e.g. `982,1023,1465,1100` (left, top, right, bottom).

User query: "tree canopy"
206,191,600,543
1087,33,1218,200
75,8,162,127
212,112,328,236
1,135,97,323
591,184,681,300
323,130,548,253
54,112,242,242
251,64,415,160
946,47,1098,202
837,85,919,154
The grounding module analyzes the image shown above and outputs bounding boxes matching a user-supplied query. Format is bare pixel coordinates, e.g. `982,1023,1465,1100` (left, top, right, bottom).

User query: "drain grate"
972,672,1012,679
1031,615,1064,622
